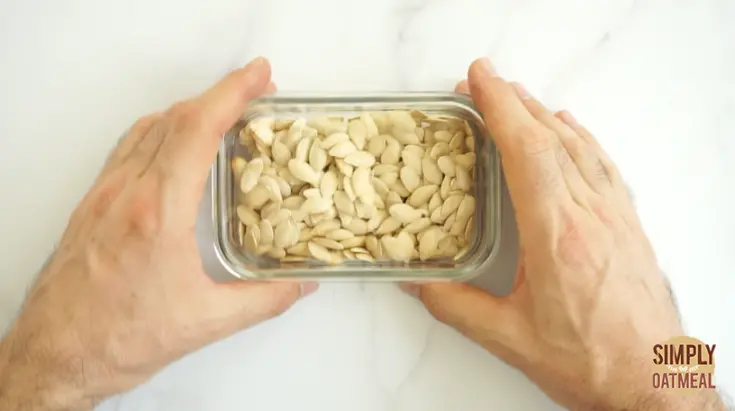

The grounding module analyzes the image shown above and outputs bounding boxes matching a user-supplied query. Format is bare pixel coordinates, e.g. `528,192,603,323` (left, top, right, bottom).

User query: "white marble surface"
1,0,734,409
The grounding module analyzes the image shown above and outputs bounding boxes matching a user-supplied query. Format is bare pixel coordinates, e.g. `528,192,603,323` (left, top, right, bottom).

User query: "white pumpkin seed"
365,236,382,258
236,206,260,227
312,219,341,236
399,166,421,192
344,218,369,235
288,159,320,186
301,196,332,214
282,195,305,210
367,135,387,157
355,253,375,263
375,216,401,235
407,185,439,208
422,157,443,185
390,181,411,198
307,242,333,263
272,141,291,166
326,229,354,241
294,137,312,163
343,250,356,259
312,237,345,250
343,176,357,202
348,119,368,150
443,211,457,232
456,195,476,222
393,129,420,145
379,172,398,186
329,140,358,158
380,139,401,165
320,132,349,149
244,184,270,209
265,208,291,227
403,217,431,234
286,242,309,256
259,220,274,246
441,194,464,218
344,151,376,167
372,163,399,176
437,156,456,177
401,146,423,173
418,227,442,260
334,158,354,177
434,130,452,142
385,191,403,208
440,175,452,199
309,143,328,171
388,111,416,130
454,153,476,168
371,177,390,199
429,142,451,159
340,236,366,248
428,192,442,213
334,190,356,215
320,170,339,199
240,159,265,193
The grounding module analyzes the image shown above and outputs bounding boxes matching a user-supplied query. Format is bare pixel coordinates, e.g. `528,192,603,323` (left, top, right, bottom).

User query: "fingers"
466,58,572,210
514,88,613,197
264,81,277,95
509,82,594,204
194,57,273,137
407,283,526,366
555,111,624,193
155,57,272,185
207,281,317,332
454,79,469,95
102,113,163,176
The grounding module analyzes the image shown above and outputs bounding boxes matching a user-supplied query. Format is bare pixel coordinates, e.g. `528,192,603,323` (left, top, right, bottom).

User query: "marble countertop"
1,1,733,409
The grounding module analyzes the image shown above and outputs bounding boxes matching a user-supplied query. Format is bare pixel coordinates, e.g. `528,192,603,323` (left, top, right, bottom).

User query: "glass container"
210,93,502,281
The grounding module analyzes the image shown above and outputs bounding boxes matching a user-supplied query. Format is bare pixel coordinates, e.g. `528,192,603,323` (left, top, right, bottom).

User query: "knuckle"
169,100,208,134
593,160,610,182
269,285,301,315
555,210,592,268
86,178,126,219
125,189,162,238
517,126,557,157
555,144,573,169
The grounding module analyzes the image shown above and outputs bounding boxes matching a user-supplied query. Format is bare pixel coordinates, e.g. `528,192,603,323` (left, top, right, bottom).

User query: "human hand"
403,58,725,411
0,57,317,411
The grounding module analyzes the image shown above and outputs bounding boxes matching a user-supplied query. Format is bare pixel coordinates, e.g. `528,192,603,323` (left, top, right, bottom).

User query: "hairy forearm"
0,326,92,411
624,389,729,411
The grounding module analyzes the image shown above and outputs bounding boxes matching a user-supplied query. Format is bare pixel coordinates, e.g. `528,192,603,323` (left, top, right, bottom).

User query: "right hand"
404,58,723,411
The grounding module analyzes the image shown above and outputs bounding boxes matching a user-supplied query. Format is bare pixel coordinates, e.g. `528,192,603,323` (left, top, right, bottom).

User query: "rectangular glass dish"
210,93,502,281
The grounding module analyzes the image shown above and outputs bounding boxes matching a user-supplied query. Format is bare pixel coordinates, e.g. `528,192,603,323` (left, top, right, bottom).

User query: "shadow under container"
211,93,502,282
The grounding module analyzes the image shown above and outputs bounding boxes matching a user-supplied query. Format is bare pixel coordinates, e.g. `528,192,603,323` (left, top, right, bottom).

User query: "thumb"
404,283,525,364
207,281,318,330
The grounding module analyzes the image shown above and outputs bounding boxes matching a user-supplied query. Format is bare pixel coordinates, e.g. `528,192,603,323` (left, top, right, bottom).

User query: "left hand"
0,57,317,411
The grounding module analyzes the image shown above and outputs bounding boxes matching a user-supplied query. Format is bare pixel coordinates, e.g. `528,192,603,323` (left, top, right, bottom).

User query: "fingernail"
399,283,421,298
300,282,319,297
511,82,532,100
476,57,499,77
559,110,578,125
246,56,268,68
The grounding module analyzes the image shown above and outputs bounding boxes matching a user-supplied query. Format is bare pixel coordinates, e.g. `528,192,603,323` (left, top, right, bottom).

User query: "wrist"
0,325,94,411
628,389,727,411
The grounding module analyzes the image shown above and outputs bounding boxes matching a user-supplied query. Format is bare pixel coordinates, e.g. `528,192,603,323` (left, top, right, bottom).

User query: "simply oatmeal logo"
652,336,716,393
